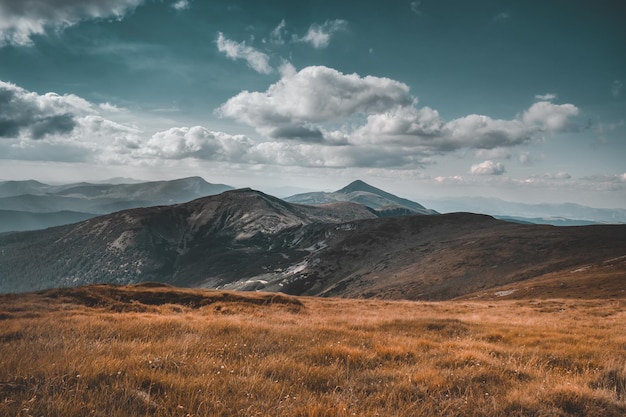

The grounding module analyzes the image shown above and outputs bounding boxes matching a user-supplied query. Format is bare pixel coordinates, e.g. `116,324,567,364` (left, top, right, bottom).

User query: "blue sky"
0,0,624,207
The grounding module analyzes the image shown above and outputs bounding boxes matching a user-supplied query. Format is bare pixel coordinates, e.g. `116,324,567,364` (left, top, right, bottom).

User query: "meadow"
0,284,624,416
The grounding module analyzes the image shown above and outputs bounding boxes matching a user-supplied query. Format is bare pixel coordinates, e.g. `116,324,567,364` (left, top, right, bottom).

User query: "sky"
0,0,624,207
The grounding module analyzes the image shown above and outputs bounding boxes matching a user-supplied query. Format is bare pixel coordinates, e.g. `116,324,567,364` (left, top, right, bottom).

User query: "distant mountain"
285,180,437,216
1,188,624,300
0,180,52,198
0,177,234,232
421,196,626,225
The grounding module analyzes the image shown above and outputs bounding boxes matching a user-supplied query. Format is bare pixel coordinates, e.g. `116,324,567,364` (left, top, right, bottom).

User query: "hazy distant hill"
421,196,626,225
285,180,437,216
1,188,624,300
0,177,233,232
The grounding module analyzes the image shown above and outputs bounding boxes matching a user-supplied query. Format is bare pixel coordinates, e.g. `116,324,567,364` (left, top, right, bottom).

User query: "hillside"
1,285,625,417
285,180,438,216
1,187,624,299
0,188,377,292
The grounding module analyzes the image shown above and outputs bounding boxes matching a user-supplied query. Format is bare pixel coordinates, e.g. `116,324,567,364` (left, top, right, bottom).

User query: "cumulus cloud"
0,80,143,164
471,160,506,175
0,80,92,139
139,126,252,160
293,19,347,49
0,0,144,46
216,32,273,74
217,65,413,140
521,101,579,131
215,65,581,169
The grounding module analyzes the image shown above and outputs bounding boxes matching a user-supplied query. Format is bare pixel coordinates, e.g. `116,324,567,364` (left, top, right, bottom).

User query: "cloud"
535,93,557,101
139,126,252,160
171,0,190,10
538,171,571,180
521,100,579,132
410,1,422,15
492,12,510,22
268,19,287,45
475,148,511,160
355,100,579,150
217,65,413,140
293,19,347,49
215,65,580,169
216,32,273,74
518,151,533,166
0,80,93,139
0,0,144,46
612,80,623,97
0,80,143,163
471,160,506,175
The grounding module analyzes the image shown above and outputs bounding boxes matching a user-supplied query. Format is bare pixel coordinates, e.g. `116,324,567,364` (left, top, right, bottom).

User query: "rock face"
1,187,625,300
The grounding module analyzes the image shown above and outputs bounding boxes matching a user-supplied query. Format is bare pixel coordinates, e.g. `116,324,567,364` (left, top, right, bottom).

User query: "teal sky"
0,0,624,207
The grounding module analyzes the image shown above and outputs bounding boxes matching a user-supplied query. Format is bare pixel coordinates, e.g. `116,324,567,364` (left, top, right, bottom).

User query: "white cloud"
216,32,273,74
410,1,422,15
535,93,557,101
268,19,287,45
217,65,413,139
0,80,143,163
215,65,581,169
171,0,190,10
293,19,347,49
435,175,464,184
521,100,579,132
139,126,252,161
612,80,623,97
470,160,506,176
0,0,144,46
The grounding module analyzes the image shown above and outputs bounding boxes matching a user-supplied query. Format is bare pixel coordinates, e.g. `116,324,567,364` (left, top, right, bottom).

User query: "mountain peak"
336,180,381,195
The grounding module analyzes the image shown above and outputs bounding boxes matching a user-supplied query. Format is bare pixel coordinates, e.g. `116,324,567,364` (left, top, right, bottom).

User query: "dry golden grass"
1,285,625,416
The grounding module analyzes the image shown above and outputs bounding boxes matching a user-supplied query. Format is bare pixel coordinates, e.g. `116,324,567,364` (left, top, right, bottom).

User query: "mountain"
421,196,626,225
1,188,624,300
0,177,234,232
0,188,377,292
0,179,52,198
285,180,437,216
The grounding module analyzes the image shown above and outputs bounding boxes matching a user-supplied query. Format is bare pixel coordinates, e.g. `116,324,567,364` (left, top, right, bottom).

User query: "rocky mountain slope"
1,188,624,299
0,189,377,292
285,180,437,216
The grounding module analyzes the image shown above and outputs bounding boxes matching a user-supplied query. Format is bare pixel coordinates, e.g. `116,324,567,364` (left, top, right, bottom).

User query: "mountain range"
0,177,232,232
421,196,626,225
1,186,624,299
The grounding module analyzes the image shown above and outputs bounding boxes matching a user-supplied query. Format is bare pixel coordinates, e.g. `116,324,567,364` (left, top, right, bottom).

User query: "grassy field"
1,284,625,416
